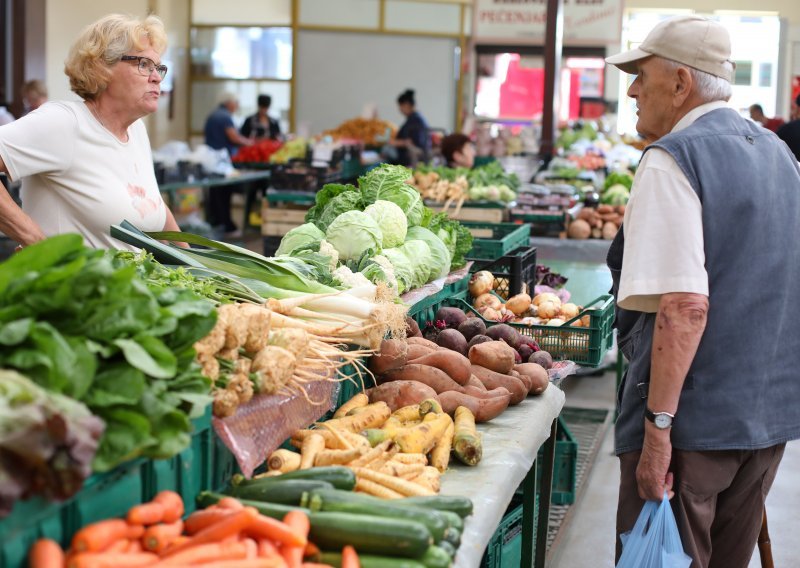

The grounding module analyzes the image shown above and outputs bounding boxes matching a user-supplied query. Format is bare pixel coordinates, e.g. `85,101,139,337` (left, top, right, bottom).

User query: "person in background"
203,93,252,237
20,80,48,115
605,15,800,567
240,94,281,140
0,13,183,250
748,103,784,132
0,104,14,126
776,94,800,161
440,133,475,169
391,89,430,166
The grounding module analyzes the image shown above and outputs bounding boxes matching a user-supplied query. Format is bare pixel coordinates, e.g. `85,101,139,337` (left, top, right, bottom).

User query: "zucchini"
417,545,451,568
396,495,473,518
233,466,357,490
320,552,426,568
438,510,463,532
227,479,334,505
306,489,449,543
442,527,461,548
436,540,456,559
309,511,432,558
196,491,307,520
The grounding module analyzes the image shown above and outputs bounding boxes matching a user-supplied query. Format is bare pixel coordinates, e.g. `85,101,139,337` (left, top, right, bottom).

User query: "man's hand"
636,422,674,500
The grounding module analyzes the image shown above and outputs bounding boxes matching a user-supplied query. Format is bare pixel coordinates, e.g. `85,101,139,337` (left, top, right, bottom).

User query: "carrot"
72,519,141,553
217,497,245,510
161,560,286,568
153,491,185,523
341,545,360,568
246,514,306,547
243,538,259,559
258,539,280,558
158,541,247,565
303,541,320,560
127,539,143,553
301,564,336,568
162,508,257,558
68,552,159,568
127,502,165,525
184,508,237,535
143,520,184,552
104,540,129,553
280,511,310,568
28,538,64,568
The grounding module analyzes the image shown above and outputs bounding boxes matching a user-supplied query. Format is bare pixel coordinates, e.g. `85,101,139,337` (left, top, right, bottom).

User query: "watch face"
654,414,672,429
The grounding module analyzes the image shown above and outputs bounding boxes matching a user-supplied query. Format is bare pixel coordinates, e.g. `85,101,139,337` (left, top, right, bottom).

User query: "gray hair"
660,58,733,103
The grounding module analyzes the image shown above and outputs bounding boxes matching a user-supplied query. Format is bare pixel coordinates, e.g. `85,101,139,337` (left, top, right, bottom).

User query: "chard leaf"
92,408,153,472
114,336,177,379
0,318,33,346
83,365,146,407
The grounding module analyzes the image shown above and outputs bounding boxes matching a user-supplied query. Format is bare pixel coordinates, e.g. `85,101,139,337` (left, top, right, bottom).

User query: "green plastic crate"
462,222,531,261
0,409,232,568
406,273,470,329
444,291,614,367
537,416,578,505
481,492,539,567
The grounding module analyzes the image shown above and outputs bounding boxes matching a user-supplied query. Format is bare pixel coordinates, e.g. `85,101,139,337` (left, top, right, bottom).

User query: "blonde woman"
0,13,181,250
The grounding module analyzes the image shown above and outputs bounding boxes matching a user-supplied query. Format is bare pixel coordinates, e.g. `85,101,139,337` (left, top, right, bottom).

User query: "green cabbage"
400,240,433,289
359,164,425,226
381,248,415,294
406,226,451,280
305,183,359,226
364,201,408,248
276,223,325,256
426,213,473,269
317,191,364,231
326,210,383,261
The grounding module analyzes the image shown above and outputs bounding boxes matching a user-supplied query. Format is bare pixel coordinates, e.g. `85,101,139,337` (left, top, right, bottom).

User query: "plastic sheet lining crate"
481,491,539,568
536,416,578,505
462,222,531,261
444,292,614,367
0,409,232,568
469,246,537,299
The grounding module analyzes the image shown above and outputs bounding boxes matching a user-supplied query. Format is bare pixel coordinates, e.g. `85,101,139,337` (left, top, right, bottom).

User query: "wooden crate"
431,205,507,223
261,200,310,236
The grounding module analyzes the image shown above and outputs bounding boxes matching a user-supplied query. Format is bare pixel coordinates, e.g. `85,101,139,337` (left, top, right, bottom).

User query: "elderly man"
606,15,800,568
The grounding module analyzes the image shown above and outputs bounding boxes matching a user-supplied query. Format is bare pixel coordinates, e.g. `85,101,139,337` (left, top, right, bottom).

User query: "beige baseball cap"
606,15,735,82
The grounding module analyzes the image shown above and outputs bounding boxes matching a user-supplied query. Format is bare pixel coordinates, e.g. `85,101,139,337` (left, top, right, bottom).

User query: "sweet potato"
407,344,435,361
465,375,487,391
406,337,438,349
463,386,512,400
471,365,527,405
369,339,408,376
509,369,532,393
514,363,550,395
367,381,439,412
438,391,511,422
468,341,516,374
407,350,471,385
380,364,465,394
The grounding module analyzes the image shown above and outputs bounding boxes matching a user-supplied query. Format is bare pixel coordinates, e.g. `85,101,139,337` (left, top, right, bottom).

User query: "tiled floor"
550,372,800,568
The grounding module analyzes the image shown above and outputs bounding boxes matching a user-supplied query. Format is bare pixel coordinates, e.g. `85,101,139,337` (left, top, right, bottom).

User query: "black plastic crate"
469,246,537,299
263,236,283,257
271,163,342,191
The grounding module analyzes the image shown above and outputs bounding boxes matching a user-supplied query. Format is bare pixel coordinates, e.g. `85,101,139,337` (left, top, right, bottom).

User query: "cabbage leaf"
364,200,408,248
326,210,383,261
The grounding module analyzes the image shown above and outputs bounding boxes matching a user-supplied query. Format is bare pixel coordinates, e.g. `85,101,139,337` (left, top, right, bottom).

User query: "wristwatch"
644,408,674,430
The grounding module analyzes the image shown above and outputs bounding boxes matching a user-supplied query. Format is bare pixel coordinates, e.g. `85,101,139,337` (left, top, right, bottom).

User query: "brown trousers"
616,445,785,568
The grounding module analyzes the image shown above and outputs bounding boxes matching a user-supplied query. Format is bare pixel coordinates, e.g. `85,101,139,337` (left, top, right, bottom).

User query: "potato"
381,364,464,394
468,341,516,374
471,365,527,405
408,350,471,385
406,337,439,349
438,391,511,422
514,363,549,395
369,339,408,376
367,381,439,412
407,344,436,361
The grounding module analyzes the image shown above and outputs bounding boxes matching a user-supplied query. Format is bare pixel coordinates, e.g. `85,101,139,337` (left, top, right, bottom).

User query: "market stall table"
440,384,566,568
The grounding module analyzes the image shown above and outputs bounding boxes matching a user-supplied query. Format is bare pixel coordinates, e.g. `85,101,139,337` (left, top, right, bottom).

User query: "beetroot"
518,335,540,352
513,350,522,364
485,324,522,350
518,344,534,361
435,307,468,329
529,350,553,369
458,318,487,342
467,334,493,350
436,328,469,355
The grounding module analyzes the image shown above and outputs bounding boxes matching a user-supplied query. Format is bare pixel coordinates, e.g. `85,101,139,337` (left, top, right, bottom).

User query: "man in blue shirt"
203,93,252,236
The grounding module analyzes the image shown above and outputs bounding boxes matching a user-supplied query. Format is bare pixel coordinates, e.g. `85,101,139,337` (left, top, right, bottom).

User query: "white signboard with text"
475,0,622,45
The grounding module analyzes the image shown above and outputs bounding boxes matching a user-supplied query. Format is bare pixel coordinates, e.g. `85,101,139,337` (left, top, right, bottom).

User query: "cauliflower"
318,239,339,271
333,265,372,288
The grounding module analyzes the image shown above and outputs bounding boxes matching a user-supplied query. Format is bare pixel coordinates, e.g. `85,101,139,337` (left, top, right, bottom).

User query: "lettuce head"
364,200,408,248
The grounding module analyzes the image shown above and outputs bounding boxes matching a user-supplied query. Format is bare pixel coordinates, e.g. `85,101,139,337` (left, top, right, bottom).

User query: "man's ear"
673,67,693,107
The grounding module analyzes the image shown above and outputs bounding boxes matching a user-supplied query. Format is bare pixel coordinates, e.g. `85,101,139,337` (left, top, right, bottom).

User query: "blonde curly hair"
64,14,167,101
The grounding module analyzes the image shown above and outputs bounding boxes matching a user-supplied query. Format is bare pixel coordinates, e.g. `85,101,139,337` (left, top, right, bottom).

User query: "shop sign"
474,0,622,44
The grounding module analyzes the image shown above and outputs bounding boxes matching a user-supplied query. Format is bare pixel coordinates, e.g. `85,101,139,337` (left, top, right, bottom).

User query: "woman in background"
391,89,430,166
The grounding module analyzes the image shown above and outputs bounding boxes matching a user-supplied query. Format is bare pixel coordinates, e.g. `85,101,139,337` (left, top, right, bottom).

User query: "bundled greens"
0,370,104,517
0,235,216,472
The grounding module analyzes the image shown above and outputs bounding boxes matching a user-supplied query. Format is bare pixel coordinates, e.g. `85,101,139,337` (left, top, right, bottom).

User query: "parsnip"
394,412,452,454
411,466,441,493
355,478,403,499
333,392,369,418
429,419,455,474
320,402,392,433
348,440,393,467
352,467,435,497
381,462,425,478
392,453,428,465
267,449,301,473
299,433,325,469
314,448,363,466
292,428,350,450
391,405,422,423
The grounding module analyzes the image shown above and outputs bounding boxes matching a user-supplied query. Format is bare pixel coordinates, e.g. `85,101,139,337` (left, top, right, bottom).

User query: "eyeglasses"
120,55,168,79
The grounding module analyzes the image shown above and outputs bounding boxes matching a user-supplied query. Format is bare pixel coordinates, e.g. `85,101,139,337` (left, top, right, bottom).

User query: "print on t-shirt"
127,183,161,219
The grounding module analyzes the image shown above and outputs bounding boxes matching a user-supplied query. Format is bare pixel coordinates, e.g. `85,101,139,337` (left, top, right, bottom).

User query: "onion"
469,271,495,297
533,293,561,307
480,307,502,321
506,293,532,316
561,303,580,320
474,293,503,311
546,318,565,326
537,300,561,319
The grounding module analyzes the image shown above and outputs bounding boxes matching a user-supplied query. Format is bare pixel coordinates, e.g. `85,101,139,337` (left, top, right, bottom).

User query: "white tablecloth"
440,385,566,568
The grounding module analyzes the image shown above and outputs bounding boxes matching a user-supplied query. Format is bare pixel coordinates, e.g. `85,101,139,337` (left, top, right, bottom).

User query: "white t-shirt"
617,101,729,312
0,101,167,250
